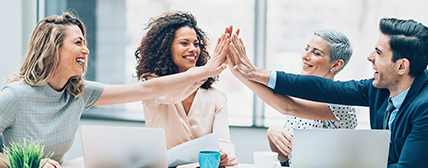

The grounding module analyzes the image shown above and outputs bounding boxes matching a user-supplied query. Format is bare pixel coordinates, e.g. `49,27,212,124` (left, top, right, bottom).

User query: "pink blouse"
142,83,238,165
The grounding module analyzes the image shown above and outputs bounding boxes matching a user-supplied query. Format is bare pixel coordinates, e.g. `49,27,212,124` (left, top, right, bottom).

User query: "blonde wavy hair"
6,12,88,98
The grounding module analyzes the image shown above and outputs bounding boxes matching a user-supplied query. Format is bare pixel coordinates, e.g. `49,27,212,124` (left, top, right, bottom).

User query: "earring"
330,70,334,73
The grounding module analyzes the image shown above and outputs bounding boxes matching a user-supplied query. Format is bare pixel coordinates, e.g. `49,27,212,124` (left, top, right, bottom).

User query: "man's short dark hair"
380,18,428,77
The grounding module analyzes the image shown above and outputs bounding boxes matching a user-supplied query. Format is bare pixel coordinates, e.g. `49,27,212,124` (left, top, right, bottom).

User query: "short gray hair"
314,29,353,73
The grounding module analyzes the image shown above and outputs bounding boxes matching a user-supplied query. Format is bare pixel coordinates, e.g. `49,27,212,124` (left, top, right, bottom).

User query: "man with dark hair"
227,18,428,167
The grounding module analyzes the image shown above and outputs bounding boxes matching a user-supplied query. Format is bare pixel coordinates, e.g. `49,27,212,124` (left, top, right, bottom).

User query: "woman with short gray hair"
225,27,357,167
266,29,357,166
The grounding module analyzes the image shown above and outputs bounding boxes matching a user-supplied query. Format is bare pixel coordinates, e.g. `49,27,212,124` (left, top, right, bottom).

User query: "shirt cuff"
267,71,277,89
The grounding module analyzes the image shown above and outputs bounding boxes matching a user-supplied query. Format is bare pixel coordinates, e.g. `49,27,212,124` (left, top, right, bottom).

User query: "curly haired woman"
0,11,228,168
135,11,238,166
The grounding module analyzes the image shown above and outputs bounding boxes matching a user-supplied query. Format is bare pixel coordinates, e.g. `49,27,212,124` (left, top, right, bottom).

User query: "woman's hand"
40,158,61,168
219,150,229,167
227,33,255,78
199,33,230,78
227,31,271,85
267,126,293,159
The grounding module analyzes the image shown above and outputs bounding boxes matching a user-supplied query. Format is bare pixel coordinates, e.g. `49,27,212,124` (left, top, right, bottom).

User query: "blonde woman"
0,12,229,168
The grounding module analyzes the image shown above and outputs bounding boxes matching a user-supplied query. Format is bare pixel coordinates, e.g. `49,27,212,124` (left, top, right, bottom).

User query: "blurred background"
1,0,428,163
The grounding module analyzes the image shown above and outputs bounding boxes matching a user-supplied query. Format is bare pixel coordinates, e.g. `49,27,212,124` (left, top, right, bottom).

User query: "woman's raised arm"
93,34,230,106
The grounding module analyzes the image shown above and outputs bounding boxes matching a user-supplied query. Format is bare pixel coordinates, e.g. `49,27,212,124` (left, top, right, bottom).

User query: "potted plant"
1,140,53,168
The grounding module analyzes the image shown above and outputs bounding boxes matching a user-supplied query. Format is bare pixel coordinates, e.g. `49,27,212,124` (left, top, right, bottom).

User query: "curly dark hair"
135,11,217,89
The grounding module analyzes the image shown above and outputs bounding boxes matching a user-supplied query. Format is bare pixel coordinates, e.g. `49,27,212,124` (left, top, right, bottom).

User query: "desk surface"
61,157,287,168
176,162,257,168
61,157,84,168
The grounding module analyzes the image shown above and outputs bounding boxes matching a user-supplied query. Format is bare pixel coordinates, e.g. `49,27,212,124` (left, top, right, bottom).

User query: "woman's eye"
180,42,188,45
304,47,309,51
313,51,320,55
76,41,82,45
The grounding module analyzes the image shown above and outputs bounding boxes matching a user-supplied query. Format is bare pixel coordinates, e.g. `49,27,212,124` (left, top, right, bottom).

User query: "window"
43,0,256,126
264,0,375,127
30,0,428,127
263,0,428,128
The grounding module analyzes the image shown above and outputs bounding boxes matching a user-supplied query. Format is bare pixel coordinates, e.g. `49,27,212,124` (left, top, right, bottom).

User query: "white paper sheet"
167,132,219,167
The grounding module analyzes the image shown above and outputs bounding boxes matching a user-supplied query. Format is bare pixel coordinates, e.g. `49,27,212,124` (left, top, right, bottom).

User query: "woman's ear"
331,59,344,72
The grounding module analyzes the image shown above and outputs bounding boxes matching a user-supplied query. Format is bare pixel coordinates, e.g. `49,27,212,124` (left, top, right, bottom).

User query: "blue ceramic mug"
198,151,220,168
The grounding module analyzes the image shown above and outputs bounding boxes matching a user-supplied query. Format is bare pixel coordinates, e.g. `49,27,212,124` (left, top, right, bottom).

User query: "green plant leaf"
2,140,54,168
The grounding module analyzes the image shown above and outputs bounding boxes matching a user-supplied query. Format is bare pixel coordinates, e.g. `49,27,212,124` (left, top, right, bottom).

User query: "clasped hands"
207,26,271,86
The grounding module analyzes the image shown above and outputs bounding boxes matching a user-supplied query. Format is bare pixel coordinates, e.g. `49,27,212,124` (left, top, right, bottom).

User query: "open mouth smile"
76,57,85,67
183,55,197,62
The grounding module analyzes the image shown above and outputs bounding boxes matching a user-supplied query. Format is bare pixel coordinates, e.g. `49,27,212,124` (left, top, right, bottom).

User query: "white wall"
0,0,37,88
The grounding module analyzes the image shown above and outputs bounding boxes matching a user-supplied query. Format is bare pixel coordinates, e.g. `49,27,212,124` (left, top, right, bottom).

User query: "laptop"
290,129,390,168
80,125,168,168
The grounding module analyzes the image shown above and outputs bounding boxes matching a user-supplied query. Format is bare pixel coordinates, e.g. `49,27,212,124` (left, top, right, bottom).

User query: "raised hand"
224,25,240,38
228,34,256,79
227,29,271,85
197,33,230,78
224,26,239,67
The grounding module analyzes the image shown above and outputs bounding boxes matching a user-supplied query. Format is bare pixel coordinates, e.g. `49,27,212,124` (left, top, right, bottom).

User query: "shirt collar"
390,87,410,110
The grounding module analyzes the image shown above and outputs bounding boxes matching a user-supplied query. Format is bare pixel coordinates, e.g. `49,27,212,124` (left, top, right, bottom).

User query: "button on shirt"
388,87,410,129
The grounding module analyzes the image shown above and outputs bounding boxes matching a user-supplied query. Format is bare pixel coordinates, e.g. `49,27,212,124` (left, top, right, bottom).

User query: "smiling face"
367,33,398,89
171,26,200,73
301,35,335,78
56,25,89,80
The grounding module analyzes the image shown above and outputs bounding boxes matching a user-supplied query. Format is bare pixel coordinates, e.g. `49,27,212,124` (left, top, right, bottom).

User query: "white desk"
177,162,257,168
61,157,84,168
61,157,287,168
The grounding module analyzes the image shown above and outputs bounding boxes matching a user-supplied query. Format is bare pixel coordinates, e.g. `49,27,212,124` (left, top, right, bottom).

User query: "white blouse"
284,103,358,131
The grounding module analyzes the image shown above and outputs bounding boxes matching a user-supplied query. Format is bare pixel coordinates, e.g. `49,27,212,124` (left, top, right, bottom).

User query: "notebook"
167,132,219,167
80,125,168,168
290,129,390,168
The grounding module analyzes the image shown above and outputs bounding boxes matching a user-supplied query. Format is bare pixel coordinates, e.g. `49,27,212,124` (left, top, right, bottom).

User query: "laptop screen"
80,125,168,168
291,129,390,168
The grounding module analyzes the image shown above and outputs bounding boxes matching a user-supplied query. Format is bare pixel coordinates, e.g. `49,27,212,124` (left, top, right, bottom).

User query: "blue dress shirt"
267,71,277,89
388,88,410,129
